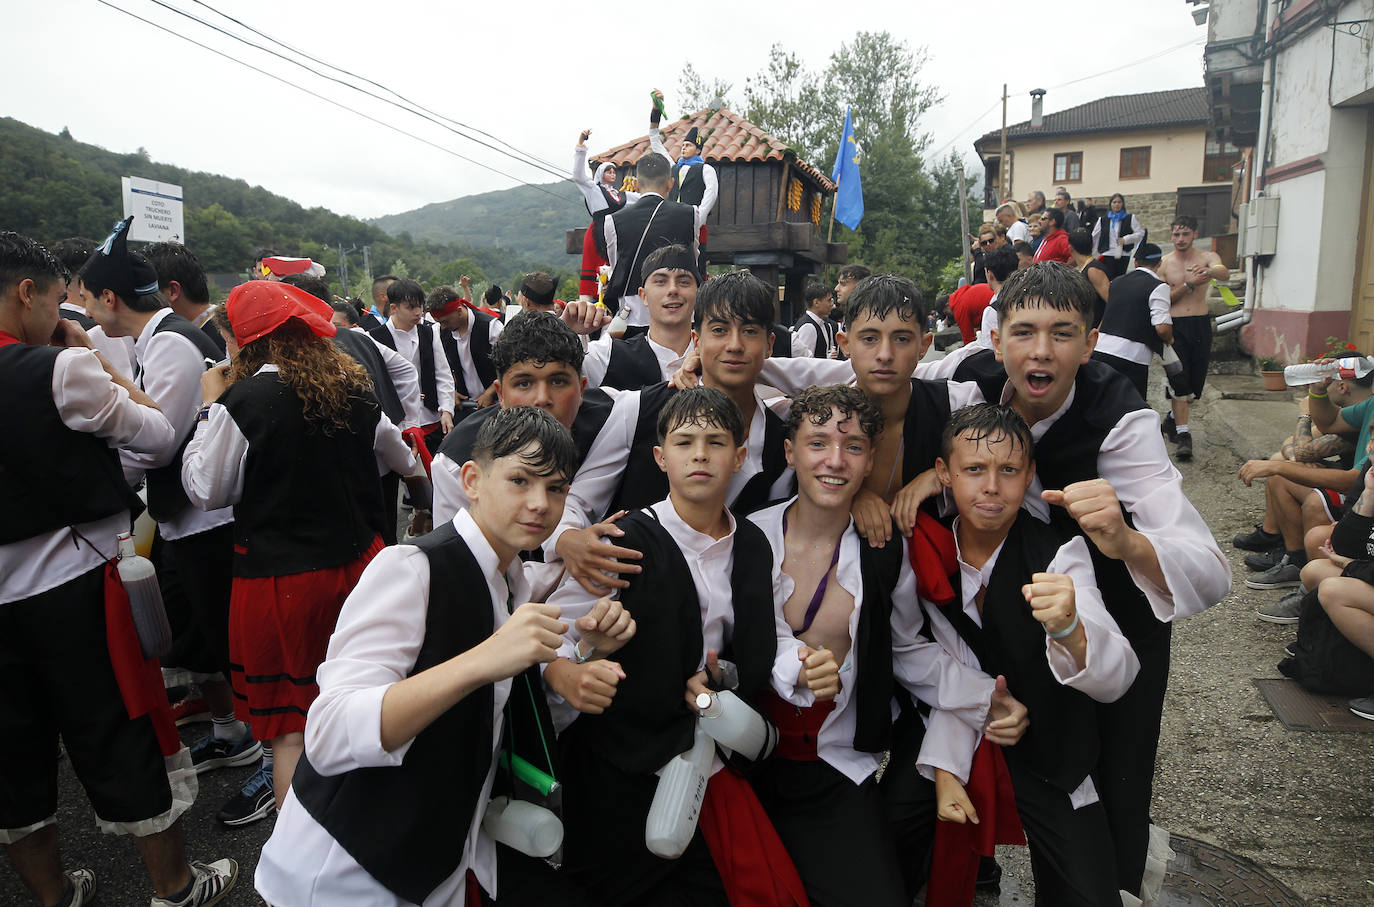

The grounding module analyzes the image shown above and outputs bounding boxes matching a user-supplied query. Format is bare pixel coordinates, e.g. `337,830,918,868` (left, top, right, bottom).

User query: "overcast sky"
5,0,1208,221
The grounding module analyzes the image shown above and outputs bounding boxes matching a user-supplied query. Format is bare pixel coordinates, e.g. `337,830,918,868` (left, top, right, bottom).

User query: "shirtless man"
1159,215,1228,456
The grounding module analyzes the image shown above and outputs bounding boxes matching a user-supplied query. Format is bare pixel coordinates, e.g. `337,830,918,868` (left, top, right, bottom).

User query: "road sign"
121,176,184,243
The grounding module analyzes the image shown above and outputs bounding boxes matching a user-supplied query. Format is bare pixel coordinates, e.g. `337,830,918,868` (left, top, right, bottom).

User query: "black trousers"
1097,622,1172,896
379,471,401,546
1091,351,1148,401
557,722,727,907
162,522,235,677
752,758,906,907
483,843,594,905
877,713,937,900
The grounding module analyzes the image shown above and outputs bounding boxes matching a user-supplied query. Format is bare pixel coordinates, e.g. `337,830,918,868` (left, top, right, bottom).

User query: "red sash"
698,767,811,907
925,739,1025,907
103,563,180,757
758,688,834,761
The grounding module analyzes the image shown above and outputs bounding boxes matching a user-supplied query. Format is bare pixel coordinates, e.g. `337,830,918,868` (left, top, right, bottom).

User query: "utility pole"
361,245,371,292
999,83,1009,204
955,160,971,285
337,244,348,299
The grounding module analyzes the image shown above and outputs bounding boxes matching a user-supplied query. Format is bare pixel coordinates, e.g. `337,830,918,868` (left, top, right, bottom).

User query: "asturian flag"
831,107,864,230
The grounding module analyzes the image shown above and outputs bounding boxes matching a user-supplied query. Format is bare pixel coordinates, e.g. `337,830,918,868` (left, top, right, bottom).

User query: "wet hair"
329,299,359,326
472,404,578,482
842,274,927,330
803,280,832,306
49,238,97,277
984,246,1019,283
490,310,585,375
1042,207,1064,230
1067,228,1094,256
786,384,882,443
142,242,210,304
693,269,774,333
386,277,425,308
280,273,332,304
837,264,871,284
656,386,745,445
994,261,1096,324
425,285,463,314
940,403,1034,464
0,231,66,294
1171,215,1199,232
484,285,504,307
640,243,699,284
635,152,671,185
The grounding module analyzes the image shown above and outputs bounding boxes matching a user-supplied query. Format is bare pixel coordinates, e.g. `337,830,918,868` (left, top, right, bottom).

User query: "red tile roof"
593,107,836,193
974,88,1209,149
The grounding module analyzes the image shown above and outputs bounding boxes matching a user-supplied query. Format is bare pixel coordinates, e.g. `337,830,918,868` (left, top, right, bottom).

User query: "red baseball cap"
226,280,338,346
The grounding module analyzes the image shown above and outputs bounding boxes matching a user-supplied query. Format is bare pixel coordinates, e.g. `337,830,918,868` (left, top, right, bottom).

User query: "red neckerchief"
907,510,958,606
0,329,23,347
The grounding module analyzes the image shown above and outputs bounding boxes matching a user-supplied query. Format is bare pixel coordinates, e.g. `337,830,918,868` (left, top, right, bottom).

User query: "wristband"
1048,612,1080,640
196,404,212,422
1309,389,1328,399
573,639,595,664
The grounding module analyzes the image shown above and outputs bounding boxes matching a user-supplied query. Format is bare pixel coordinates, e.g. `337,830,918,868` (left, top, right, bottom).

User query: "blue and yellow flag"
831,108,864,230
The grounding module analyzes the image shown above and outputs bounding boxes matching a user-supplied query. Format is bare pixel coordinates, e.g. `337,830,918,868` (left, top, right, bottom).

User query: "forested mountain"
0,117,574,300
372,182,586,268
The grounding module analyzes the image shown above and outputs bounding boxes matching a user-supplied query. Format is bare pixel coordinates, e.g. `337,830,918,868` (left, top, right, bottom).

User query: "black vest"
438,311,498,398
600,335,663,391
218,372,385,577
571,508,776,773
672,162,708,207
332,328,405,426
1096,213,1144,254
371,322,440,417
607,196,696,304
197,311,228,357
0,345,142,543
902,379,955,488
293,522,559,905
797,312,836,359
954,352,1165,647
938,510,1098,795
143,313,224,523
1099,269,1166,356
589,184,629,259
850,534,905,752
60,307,96,330
606,383,791,519
436,388,616,471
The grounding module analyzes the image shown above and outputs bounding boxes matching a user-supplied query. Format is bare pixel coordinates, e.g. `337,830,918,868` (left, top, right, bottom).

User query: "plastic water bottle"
696,691,778,762
482,796,564,858
1284,357,1373,386
645,722,713,859
116,532,172,659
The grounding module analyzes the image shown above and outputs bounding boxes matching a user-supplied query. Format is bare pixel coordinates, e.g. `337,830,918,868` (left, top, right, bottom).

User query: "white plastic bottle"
645,722,713,859
482,796,564,858
116,531,172,659
696,691,778,762
1283,357,1373,386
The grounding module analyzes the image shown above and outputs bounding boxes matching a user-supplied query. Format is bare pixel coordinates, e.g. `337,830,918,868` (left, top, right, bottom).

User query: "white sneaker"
150,858,238,907
66,869,97,906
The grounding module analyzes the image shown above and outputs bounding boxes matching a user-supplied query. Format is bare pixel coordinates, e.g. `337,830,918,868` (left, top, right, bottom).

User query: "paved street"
2,371,1371,906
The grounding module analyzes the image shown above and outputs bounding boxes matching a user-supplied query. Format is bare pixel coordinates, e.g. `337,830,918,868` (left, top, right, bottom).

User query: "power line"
184,0,571,180
95,0,580,204
136,0,572,185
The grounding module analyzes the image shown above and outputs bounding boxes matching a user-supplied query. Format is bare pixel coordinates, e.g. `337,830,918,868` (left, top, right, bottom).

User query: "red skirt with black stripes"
228,536,384,740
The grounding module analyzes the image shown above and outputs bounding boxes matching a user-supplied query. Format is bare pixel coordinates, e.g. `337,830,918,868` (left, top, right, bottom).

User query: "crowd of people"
2,132,1243,907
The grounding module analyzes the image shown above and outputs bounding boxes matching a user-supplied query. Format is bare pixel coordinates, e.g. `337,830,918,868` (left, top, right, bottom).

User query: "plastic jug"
645,722,712,859
116,531,172,658
482,796,563,858
696,691,777,762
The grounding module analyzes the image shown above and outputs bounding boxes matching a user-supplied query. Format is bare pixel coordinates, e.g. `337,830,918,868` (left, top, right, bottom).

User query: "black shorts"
1167,315,1212,399
0,567,172,839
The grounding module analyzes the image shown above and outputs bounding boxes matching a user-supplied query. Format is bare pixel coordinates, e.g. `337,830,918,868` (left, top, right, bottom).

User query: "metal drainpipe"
1243,0,1281,336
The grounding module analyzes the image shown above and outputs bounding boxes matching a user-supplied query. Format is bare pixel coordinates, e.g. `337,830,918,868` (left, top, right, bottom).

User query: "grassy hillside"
0,117,571,299
371,182,587,267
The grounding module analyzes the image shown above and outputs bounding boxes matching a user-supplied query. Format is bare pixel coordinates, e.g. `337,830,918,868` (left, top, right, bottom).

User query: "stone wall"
1123,191,1178,244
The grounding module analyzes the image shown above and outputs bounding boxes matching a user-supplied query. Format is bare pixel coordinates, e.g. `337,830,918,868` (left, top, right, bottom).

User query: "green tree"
677,64,734,112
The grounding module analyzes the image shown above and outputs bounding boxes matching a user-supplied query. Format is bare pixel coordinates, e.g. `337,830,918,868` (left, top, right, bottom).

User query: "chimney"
1030,89,1046,129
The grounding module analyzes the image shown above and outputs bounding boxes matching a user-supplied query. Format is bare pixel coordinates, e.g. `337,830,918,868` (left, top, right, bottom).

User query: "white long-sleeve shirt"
383,321,455,424
791,311,838,360
1092,213,1146,260
1094,271,1173,366
649,128,719,219
572,145,640,214
119,309,234,541
581,333,693,390
255,509,526,906
543,388,794,560
442,314,504,399
0,347,175,604
181,365,415,511
918,527,1139,806
747,499,995,785
351,326,425,430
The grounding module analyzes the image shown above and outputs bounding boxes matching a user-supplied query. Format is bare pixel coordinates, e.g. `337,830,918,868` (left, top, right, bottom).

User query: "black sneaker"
1234,524,1283,552
217,765,275,827
189,733,261,775
1349,695,1374,721
1244,548,1284,571
975,855,1002,892
1176,432,1193,461
1161,412,1177,441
